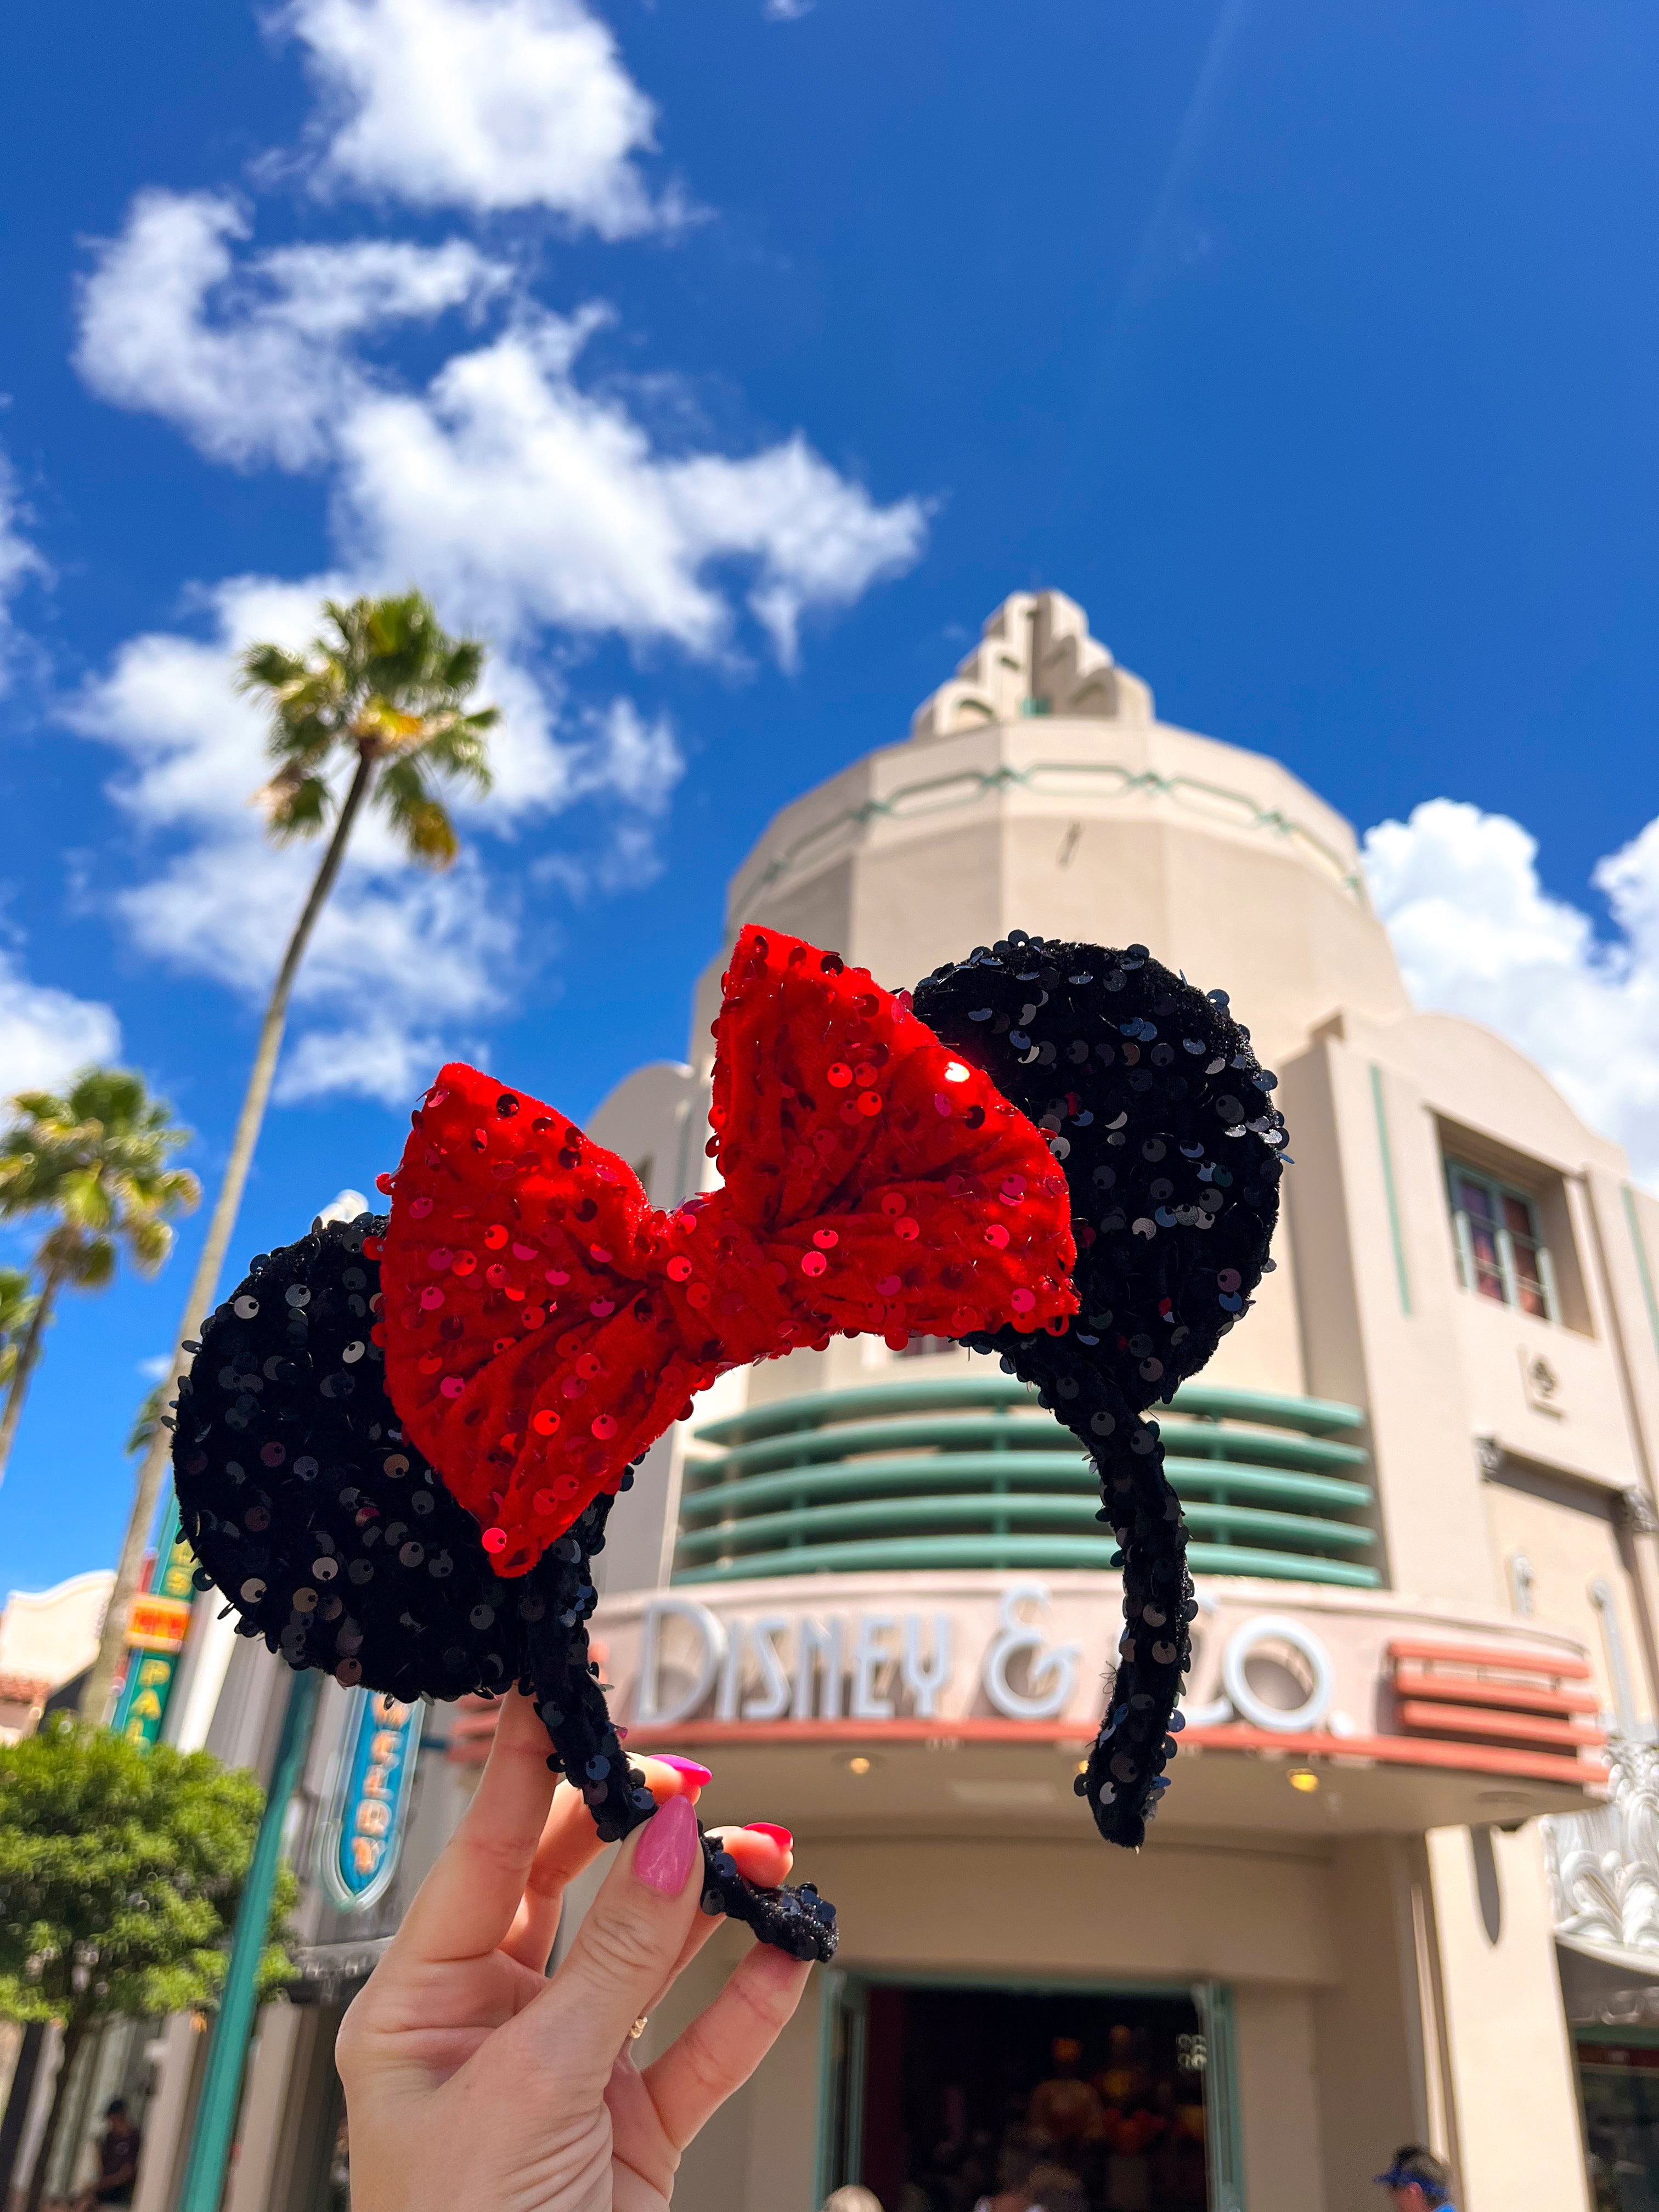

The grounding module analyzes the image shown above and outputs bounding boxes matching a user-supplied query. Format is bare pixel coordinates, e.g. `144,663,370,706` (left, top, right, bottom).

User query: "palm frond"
255,766,334,842
374,757,459,868
0,1070,195,1303
241,591,498,877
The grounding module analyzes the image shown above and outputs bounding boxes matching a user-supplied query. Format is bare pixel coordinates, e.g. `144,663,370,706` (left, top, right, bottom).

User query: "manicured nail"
744,1822,793,1849
656,1755,713,1785
634,1793,699,1897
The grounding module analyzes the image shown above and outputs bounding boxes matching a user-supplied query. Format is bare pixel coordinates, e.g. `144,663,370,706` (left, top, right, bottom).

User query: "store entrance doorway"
822,1977,1243,2212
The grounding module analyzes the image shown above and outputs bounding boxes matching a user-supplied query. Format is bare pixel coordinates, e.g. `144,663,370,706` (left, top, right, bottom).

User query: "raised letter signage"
321,1689,424,1911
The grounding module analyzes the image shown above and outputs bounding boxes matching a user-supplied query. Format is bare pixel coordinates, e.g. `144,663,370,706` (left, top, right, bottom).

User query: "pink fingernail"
656,1755,713,1785
634,1793,699,1897
744,1822,793,1849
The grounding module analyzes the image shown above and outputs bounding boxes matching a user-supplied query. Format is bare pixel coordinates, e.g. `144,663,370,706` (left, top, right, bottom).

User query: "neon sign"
320,1690,424,1911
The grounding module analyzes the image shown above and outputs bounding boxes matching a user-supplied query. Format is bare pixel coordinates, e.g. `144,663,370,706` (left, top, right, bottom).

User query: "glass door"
817,1973,1240,2211
1577,2034,1659,2211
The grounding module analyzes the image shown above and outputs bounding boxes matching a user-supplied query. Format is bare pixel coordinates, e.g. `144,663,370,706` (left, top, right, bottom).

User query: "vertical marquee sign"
112,1495,198,1747
320,1689,425,1911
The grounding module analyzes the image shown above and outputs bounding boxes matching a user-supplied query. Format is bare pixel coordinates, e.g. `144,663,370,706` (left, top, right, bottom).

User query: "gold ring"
628,2016,648,2041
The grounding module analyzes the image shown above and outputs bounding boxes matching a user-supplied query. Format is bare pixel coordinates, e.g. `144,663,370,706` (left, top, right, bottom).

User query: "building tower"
583,591,1659,2212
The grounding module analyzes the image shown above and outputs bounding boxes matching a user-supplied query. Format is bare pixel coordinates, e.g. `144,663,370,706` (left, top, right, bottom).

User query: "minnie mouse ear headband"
912,932,1284,1843
173,925,1282,1961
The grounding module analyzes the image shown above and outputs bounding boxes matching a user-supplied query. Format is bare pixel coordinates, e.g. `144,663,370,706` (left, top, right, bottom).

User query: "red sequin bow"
377,925,1077,1573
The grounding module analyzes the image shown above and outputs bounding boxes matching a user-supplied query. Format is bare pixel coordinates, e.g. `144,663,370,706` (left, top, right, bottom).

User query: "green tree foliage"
0,1719,295,2212
89,590,499,1722
0,1070,199,1488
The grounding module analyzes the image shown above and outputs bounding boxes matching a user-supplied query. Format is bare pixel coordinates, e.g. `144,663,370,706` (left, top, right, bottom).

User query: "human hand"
336,1689,811,2211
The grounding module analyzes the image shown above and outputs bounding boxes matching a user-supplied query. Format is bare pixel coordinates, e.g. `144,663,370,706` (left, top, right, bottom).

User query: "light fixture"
847,1755,872,1776
1288,1768,1321,1794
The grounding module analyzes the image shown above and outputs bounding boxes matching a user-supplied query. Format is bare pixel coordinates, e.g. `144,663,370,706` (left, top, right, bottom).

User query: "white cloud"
577,697,681,814
275,1020,458,1107
75,190,509,469
0,455,42,610
58,0,928,1106
764,0,814,17
0,447,48,689
282,0,674,233
72,210,927,666
335,317,928,662
1363,798,1659,1181
0,951,121,1098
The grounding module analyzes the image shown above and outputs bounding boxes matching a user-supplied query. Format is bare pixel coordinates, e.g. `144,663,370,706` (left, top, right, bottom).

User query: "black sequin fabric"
915,932,1284,1846
172,1212,837,1963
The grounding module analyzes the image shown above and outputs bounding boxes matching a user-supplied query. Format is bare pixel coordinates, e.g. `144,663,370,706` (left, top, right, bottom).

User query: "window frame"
1446,1158,1560,1323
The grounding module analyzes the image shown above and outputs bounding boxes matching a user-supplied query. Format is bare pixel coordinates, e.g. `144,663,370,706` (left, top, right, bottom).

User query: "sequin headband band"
173,926,1283,1962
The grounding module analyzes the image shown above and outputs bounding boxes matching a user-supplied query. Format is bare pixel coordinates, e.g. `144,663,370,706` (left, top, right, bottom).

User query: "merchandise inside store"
859,1982,1210,2212
1577,2036,1659,2212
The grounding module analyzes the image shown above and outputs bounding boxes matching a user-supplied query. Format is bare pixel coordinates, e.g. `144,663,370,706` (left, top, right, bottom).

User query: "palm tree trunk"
83,750,378,1724
24,2008,88,2212
0,1267,61,1488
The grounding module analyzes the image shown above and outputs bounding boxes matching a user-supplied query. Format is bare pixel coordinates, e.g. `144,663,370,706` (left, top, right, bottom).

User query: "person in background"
76,2099,140,2209
1028,2040,1102,2150
970,2141,1046,2212
822,2190,886,2212
1374,2143,1457,2211
1025,2159,1085,2212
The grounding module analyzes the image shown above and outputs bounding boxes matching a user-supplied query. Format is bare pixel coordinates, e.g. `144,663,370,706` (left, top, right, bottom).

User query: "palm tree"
0,1070,200,1485
83,591,499,1719
0,1270,37,1390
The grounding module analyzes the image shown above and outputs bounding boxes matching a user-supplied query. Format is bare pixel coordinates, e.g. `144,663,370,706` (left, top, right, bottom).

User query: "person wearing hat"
1374,2143,1456,2210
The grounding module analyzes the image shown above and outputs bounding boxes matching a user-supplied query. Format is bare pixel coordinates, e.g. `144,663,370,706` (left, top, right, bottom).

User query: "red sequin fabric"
380,924,1077,1572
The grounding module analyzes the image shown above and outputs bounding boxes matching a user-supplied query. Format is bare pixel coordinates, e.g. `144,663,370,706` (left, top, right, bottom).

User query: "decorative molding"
288,1937,393,2006
1519,1346,1565,1417
1474,1435,1504,1481
1622,1487,1659,1538
1546,1737,1659,1957
737,755,1367,913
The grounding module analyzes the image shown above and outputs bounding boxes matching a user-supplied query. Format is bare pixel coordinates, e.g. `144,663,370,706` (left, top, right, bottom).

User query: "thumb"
521,1793,704,2092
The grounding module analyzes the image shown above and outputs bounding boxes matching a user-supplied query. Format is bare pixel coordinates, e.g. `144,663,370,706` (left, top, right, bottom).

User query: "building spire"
910,588,1154,742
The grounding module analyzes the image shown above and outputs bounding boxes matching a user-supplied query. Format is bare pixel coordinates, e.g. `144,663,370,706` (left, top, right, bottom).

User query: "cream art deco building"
71,592,1659,2212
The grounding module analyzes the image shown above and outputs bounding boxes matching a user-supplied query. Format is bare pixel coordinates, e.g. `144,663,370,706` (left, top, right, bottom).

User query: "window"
1447,1161,1557,1321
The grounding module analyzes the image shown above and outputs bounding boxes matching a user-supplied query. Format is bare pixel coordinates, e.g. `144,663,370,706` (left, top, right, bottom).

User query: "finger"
641,1942,812,2151
621,1824,799,2033
500,1757,712,1975
390,1690,556,1966
704,1825,793,1890
520,1793,704,2091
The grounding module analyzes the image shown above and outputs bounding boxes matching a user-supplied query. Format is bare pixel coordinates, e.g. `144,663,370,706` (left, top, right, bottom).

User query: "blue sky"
3,0,1658,1594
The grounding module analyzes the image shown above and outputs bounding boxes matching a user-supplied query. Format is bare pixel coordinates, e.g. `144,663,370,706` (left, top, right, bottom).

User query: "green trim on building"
1370,1062,1413,1317
1623,1182,1659,1369
675,1373,1380,1588
737,753,1365,909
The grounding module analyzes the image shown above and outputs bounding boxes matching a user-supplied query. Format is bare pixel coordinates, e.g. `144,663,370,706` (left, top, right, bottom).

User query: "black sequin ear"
914,933,1285,1847
172,1214,838,1963
173,1213,516,1702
